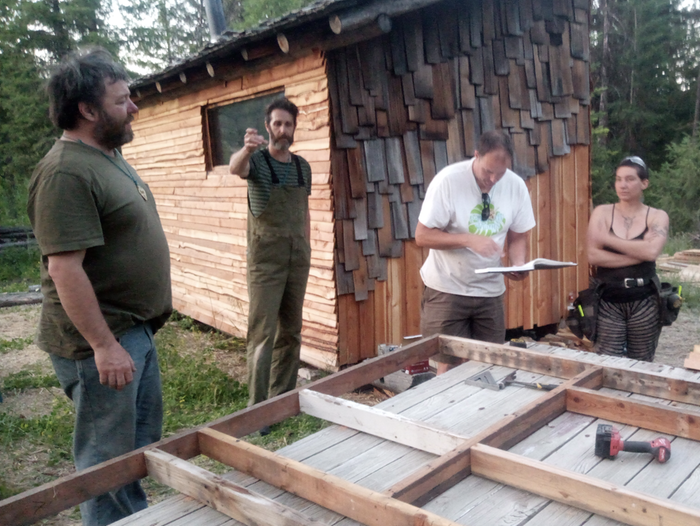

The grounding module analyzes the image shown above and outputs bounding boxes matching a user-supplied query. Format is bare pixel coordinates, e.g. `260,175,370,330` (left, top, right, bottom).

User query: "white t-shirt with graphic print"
418,158,536,298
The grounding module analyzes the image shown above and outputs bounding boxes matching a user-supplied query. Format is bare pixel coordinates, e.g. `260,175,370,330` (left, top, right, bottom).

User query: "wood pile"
0,291,43,308
0,226,36,251
658,250,700,281
684,344,700,371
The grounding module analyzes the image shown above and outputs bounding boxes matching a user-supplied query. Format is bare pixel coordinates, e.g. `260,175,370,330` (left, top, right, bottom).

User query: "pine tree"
0,0,115,223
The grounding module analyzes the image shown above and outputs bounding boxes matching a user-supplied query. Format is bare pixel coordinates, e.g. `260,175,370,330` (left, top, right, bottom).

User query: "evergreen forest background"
2,0,700,238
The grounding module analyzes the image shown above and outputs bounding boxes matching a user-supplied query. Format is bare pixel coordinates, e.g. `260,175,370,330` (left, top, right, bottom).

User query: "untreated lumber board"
566,387,700,440
470,443,700,526
387,367,603,506
439,337,700,404
298,390,468,455
144,449,323,525
198,428,463,526
1,336,441,525
0,449,149,526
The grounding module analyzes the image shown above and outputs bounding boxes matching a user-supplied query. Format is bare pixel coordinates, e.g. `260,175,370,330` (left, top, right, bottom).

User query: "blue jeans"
50,323,163,526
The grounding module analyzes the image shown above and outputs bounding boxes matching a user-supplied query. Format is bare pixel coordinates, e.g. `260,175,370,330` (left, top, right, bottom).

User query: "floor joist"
144,449,325,526
471,443,700,526
5,336,700,526
197,427,463,526
386,367,602,506
566,387,700,439
440,336,700,404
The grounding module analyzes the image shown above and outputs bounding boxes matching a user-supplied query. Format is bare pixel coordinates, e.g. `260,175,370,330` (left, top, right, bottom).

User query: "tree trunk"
693,66,700,138
598,0,610,145
50,0,72,60
630,8,637,106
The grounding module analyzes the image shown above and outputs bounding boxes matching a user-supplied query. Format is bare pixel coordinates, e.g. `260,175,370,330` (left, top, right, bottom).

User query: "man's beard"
269,129,294,151
94,109,134,150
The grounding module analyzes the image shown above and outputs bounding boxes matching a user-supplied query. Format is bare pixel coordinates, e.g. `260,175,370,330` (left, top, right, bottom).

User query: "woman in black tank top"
586,156,670,361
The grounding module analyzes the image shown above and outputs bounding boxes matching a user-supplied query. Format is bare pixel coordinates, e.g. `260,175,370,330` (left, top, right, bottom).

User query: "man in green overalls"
229,97,312,420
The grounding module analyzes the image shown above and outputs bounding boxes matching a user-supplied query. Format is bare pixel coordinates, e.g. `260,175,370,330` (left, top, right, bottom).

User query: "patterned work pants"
595,295,661,361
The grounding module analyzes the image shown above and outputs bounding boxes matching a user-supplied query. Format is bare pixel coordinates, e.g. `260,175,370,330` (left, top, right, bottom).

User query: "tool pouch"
653,277,682,327
566,282,604,342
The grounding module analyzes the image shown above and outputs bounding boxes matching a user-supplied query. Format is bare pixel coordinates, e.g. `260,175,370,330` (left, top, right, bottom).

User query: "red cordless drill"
594,424,671,463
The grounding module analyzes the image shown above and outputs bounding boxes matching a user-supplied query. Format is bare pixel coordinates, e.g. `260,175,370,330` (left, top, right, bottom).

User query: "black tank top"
597,205,656,302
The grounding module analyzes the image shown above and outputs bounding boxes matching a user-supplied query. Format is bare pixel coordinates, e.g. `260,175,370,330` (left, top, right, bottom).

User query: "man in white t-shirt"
415,131,536,373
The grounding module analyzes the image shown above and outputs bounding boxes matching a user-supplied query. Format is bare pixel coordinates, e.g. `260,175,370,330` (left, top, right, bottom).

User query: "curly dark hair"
47,47,130,130
265,97,299,127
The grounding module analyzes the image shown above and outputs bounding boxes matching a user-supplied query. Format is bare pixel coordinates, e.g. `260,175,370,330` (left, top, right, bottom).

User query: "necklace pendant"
138,186,148,201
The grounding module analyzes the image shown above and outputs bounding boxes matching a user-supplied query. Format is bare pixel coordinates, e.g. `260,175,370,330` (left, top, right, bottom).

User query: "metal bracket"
464,370,504,391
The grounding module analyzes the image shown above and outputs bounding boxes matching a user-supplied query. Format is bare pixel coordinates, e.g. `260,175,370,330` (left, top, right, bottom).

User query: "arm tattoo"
648,223,668,239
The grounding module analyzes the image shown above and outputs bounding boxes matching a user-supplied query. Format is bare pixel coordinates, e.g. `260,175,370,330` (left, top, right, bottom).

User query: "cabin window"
206,91,284,167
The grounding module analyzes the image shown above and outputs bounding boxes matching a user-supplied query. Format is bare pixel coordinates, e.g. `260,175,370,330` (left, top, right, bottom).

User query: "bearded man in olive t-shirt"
27,48,171,526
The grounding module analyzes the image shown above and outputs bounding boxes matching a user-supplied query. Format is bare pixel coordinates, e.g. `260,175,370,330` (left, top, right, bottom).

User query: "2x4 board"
3,335,700,526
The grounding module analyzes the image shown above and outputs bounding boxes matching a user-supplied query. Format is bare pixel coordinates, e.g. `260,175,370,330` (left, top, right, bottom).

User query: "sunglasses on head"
481,193,490,221
621,156,647,170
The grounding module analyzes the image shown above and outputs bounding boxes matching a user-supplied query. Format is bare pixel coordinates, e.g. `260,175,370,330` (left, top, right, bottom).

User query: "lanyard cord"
98,150,140,189
72,139,147,200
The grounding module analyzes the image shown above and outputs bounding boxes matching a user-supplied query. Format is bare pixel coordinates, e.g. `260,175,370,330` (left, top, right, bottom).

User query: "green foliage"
0,336,34,354
590,0,698,172
0,398,75,465
662,232,697,256
0,0,118,60
590,137,620,207
169,310,197,331
116,0,314,73
236,0,314,29
2,370,60,390
155,324,249,434
0,246,41,283
647,136,700,234
0,245,41,292
0,51,55,225
117,0,211,72
246,413,327,450
0,0,119,224
0,479,22,500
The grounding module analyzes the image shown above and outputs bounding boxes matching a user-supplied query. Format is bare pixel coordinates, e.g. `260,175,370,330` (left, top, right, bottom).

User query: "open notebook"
474,258,577,274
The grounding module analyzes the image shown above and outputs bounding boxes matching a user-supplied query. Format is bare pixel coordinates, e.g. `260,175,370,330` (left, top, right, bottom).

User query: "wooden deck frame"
3,334,700,526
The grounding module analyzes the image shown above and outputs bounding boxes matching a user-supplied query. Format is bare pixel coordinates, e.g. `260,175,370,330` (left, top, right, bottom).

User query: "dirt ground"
1,303,698,525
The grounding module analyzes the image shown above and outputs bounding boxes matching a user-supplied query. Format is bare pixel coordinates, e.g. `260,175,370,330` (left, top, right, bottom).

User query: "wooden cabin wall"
329,0,591,365
122,51,340,370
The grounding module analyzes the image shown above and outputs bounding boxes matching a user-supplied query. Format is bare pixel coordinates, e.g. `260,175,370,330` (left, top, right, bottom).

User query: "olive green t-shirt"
248,149,312,217
27,140,172,359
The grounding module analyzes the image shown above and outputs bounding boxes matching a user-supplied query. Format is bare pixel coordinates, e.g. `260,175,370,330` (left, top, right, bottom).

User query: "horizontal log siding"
123,50,339,369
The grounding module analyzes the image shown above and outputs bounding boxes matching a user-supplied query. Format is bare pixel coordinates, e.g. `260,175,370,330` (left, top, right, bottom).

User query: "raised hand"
243,128,267,153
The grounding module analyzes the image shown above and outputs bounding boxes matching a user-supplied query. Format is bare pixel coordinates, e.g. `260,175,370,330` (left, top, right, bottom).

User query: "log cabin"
124,0,592,370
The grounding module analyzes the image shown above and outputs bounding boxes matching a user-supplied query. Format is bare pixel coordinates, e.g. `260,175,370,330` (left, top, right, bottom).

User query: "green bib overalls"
246,152,311,406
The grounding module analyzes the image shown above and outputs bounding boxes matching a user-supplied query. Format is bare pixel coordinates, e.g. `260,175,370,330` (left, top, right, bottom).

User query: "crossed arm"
587,205,669,268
